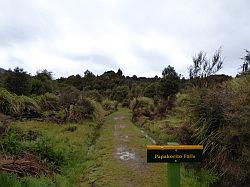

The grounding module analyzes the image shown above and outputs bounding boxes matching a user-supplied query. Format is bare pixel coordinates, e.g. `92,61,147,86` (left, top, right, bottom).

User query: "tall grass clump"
102,99,118,114
35,93,60,111
0,88,40,117
188,74,250,185
129,97,155,119
0,88,19,115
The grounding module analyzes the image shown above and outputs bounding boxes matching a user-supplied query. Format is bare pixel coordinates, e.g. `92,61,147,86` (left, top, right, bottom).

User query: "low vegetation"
0,49,249,186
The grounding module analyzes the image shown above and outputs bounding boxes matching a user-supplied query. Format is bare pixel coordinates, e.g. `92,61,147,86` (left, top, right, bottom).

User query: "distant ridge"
0,68,6,73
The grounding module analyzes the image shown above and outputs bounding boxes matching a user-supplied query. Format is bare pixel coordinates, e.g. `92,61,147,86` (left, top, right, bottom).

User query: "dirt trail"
85,108,166,187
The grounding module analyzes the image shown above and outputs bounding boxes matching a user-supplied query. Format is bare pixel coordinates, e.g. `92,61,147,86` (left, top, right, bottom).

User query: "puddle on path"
116,146,136,161
113,116,125,121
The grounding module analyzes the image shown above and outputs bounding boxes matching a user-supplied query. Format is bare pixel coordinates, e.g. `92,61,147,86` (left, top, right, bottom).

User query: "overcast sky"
0,0,249,78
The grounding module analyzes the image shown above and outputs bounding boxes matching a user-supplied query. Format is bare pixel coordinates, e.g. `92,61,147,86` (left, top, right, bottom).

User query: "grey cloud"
62,52,119,74
0,0,57,46
134,48,169,72
0,0,249,77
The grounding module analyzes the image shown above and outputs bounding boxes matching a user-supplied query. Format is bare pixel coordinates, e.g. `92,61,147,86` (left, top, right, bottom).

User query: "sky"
0,0,249,78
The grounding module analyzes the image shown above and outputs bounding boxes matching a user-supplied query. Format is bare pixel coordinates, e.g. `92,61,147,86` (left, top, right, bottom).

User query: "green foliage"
35,93,59,111
143,83,158,98
0,174,21,187
181,168,219,187
0,88,19,115
176,93,190,107
65,125,77,132
33,136,66,171
1,126,22,155
158,78,179,100
102,99,118,112
162,65,179,79
31,78,53,95
59,86,80,110
18,95,41,115
112,85,129,102
241,49,250,73
82,89,103,102
90,99,105,125
188,74,250,185
130,97,155,119
4,67,31,96
189,48,223,79
157,66,180,111
68,97,95,122
0,88,40,116
130,84,142,98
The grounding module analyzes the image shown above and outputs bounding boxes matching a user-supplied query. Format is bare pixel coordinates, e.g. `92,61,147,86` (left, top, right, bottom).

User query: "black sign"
147,148,203,163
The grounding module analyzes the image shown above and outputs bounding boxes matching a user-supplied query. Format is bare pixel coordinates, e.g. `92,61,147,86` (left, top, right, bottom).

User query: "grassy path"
85,108,166,187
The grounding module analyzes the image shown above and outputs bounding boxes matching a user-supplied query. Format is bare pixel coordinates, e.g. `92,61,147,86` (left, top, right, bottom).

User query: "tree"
82,70,95,90
84,70,95,78
36,69,53,81
189,48,224,79
162,65,179,79
59,86,80,120
117,68,123,76
158,66,180,110
131,84,142,98
143,83,158,98
241,49,250,72
31,70,54,95
112,86,129,102
4,67,31,95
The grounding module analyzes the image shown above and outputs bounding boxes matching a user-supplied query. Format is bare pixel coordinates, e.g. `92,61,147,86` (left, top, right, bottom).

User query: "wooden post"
167,142,180,187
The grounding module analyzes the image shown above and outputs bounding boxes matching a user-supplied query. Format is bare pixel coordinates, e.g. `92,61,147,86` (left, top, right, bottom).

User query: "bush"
1,126,22,155
176,93,190,107
0,88,40,117
130,97,155,119
143,83,158,98
90,99,105,125
35,93,59,111
33,136,66,172
82,90,103,102
102,99,118,112
188,74,250,185
0,88,19,115
18,95,41,116
68,97,95,122
112,86,129,102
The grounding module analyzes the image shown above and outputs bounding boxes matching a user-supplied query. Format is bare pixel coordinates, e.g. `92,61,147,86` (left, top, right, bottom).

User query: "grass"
0,106,219,186
0,120,98,187
85,108,167,186
134,106,219,186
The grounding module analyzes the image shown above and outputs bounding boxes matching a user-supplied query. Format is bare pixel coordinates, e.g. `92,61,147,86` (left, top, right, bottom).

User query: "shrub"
188,74,250,185
82,90,103,102
176,93,190,107
35,93,59,111
143,83,158,98
68,97,94,122
0,88,19,115
0,88,40,117
130,97,155,119
90,99,105,125
59,86,80,110
1,126,22,155
18,95,41,116
112,86,129,102
65,125,77,132
4,67,31,96
33,136,66,172
102,99,118,112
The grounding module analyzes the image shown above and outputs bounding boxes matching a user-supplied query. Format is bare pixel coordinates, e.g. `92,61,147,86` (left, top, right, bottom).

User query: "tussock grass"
0,120,99,186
